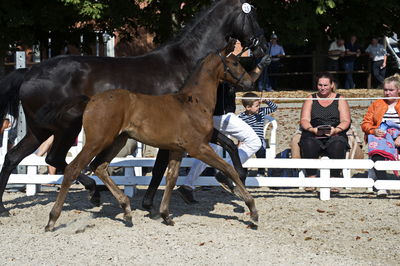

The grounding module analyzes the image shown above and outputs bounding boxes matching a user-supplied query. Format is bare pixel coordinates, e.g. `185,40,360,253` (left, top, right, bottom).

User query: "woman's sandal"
304,187,317,192
330,187,340,193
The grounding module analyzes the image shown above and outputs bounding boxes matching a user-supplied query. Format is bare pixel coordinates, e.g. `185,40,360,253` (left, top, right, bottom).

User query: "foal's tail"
35,95,90,128
0,68,28,122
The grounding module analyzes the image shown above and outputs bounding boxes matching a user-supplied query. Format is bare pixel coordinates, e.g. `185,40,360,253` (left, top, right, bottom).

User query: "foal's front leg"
159,151,183,226
190,144,258,223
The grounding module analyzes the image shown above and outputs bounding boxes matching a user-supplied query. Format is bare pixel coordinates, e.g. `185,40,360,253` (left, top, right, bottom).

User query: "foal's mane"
178,52,220,93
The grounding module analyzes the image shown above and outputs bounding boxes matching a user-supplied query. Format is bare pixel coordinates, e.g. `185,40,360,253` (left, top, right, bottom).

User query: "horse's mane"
172,1,220,41
153,0,229,50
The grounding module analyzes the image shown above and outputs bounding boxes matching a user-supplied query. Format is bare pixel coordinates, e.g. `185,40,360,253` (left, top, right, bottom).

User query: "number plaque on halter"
242,3,252,13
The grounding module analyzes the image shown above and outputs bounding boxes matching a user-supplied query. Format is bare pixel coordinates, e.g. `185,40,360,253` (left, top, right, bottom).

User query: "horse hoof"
89,192,101,207
0,210,10,217
141,199,153,211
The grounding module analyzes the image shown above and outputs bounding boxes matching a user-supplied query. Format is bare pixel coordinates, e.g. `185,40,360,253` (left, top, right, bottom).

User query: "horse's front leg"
0,131,43,216
190,144,258,223
159,151,183,226
210,129,247,183
142,149,169,211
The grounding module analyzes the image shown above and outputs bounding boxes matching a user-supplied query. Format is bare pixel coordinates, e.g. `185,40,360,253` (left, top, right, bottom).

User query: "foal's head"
217,53,253,90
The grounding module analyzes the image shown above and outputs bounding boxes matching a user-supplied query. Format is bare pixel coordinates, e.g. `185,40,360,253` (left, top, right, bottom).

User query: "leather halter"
218,52,246,86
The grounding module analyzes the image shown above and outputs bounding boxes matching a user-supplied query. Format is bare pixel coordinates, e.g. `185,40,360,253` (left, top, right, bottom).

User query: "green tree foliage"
254,0,400,52
0,0,140,56
0,0,399,57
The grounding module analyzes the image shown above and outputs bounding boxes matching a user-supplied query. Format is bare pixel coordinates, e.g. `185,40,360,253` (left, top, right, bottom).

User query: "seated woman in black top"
299,73,351,192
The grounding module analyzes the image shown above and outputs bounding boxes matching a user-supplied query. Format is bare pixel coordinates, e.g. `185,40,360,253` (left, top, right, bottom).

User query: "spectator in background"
0,117,11,154
361,74,400,197
36,136,56,175
0,114,17,152
327,38,345,71
257,32,285,92
365,37,388,86
343,35,361,89
299,72,351,193
238,92,278,177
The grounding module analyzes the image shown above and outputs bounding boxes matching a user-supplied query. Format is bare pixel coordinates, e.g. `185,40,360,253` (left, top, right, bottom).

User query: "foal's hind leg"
0,130,45,216
47,125,100,206
89,134,132,225
159,151,183,226
190,144,258,223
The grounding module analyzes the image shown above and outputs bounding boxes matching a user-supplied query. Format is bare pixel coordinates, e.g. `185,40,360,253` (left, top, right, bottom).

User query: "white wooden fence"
3,154,398,201
2,118,400,201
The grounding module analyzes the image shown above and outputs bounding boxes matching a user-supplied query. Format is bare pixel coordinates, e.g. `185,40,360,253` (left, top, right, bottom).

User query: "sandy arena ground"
1,89,400,265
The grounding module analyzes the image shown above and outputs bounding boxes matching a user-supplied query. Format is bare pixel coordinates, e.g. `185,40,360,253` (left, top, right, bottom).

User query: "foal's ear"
221,38,237,56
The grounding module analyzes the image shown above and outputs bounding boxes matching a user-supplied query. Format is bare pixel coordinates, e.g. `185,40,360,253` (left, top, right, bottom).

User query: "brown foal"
45,45,260,231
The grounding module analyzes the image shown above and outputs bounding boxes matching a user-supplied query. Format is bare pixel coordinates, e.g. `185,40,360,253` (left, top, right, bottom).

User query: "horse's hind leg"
211,129,247,182
190,144,258,223
142,149,169,211
159,151,183,226
89,134,132,225
46,125,100,206
0,130,45,216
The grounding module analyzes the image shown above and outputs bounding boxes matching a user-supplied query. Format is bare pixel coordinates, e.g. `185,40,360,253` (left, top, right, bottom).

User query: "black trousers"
299,137,348,177
371,154,390,180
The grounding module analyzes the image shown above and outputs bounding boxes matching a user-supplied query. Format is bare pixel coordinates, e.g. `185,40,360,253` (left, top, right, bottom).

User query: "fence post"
319,157,331,200
124,166,136,197
26,165,40,196
15,52,27,176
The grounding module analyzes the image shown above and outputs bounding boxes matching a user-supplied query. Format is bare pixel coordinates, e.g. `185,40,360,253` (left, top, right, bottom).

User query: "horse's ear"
221,38,237,56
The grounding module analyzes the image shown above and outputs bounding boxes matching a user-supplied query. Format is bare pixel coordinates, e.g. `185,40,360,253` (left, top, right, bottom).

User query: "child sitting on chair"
238,92,278,176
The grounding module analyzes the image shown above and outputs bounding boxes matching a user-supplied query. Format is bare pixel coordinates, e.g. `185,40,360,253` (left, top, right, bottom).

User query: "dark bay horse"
0,0,266,216
45,46,258,231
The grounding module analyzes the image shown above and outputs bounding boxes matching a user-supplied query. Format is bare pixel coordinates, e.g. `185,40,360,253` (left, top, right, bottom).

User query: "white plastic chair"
263,115,277,159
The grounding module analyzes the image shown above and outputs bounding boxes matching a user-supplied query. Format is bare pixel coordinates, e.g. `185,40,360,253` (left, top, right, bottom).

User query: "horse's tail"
36,95,90,128
0,68,28,122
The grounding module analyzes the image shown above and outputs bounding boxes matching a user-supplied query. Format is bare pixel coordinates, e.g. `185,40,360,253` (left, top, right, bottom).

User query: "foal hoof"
124,212,133,226
162,215,175,226
250,211,259,223
44,225,54,232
